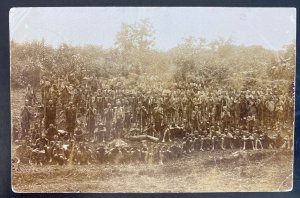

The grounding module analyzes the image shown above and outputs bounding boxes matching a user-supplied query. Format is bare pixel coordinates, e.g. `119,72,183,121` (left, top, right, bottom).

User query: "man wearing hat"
65,102,77,139
20,101,33,139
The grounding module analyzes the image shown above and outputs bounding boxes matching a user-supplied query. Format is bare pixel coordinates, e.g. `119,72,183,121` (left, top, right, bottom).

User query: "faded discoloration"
12,150,293,192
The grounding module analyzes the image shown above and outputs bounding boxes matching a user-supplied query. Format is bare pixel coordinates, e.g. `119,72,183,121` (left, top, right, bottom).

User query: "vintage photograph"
10,7,295,192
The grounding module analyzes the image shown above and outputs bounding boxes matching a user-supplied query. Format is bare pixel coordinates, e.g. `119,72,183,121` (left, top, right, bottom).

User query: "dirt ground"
12,150,293,192
11,89,293,192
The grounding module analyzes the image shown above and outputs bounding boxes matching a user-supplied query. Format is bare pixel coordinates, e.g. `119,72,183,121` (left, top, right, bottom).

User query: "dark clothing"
65,106,77,137
35,137,49,148
73,92,82,108
20,106,32,138
74,128,84,142
46,127,57,141
86,109,96,135
44,103,56,129
60,88,70,107
124,106,132,129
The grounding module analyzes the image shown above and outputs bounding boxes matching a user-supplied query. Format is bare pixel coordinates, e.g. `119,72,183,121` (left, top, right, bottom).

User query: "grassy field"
12,150,293,192
11,89,293,192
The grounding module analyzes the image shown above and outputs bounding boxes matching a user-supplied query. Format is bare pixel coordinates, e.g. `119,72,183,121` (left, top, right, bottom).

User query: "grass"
11,89,293,192
12,149,293,192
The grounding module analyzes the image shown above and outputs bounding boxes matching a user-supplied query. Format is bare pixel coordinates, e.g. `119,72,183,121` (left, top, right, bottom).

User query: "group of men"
16,70,294,165
15,122,293,166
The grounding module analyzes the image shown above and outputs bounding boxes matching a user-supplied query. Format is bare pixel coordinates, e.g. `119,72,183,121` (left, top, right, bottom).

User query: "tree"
10,39,54,87
115,19,155,75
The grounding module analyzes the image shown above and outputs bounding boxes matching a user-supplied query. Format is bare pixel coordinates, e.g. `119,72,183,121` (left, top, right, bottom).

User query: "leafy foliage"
10,20,295,92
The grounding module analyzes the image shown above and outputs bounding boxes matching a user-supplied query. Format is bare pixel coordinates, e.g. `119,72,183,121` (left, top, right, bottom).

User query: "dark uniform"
44,100,56,129
45,124,58,141
20,104,33,139
65,103,77,138
86,107,96,138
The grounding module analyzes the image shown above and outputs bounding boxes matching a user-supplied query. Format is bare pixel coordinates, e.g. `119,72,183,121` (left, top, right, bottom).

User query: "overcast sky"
9,7,296,50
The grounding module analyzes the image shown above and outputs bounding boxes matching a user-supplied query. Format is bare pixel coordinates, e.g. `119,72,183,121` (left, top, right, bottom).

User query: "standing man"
86,106,96,140
104,103,114,139
191,105,201,131
73,88,82,110
123,99,132,131
114,100,124,138
60,85,70,108
25,84,35,106
153,103,164,138
20,100,33,139
136,101,149,134
44,99,56,130
65,102,77,139
221,106,231,130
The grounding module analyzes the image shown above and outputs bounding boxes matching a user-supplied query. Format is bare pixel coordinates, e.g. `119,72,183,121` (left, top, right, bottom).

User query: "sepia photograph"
10,7,295,192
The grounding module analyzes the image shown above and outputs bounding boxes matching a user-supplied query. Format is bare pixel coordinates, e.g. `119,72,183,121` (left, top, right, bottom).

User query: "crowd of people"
14,69,294,165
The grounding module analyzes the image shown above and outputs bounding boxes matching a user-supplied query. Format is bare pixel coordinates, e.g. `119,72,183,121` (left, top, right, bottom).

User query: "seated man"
242,130,255,150
200,130,212,151
129,123,140,136
32,134,49,165
30,123,40,142
35,134,49,148
52,142,67,165
74,126,85,142
193,134,201,151
253,129,263,150
222,128,234,150
281,133,293,150
45,124,58,141
210,128,217,150
57,129,69,141
232,128,242,149
93,123,107,142
32,143,47,165
143,123,158,137
274,131,285,149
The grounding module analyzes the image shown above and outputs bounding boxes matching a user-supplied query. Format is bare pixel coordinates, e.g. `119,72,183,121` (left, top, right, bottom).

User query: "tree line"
10,19,295,93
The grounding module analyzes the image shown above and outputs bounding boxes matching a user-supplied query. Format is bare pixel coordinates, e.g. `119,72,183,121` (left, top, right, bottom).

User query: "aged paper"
10,7,295,192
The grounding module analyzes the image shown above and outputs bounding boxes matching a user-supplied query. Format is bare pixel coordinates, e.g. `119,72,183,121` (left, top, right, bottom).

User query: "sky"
9,7,296,50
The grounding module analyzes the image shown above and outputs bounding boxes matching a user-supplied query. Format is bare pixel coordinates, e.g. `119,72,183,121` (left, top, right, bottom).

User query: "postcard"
10,7,295,192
